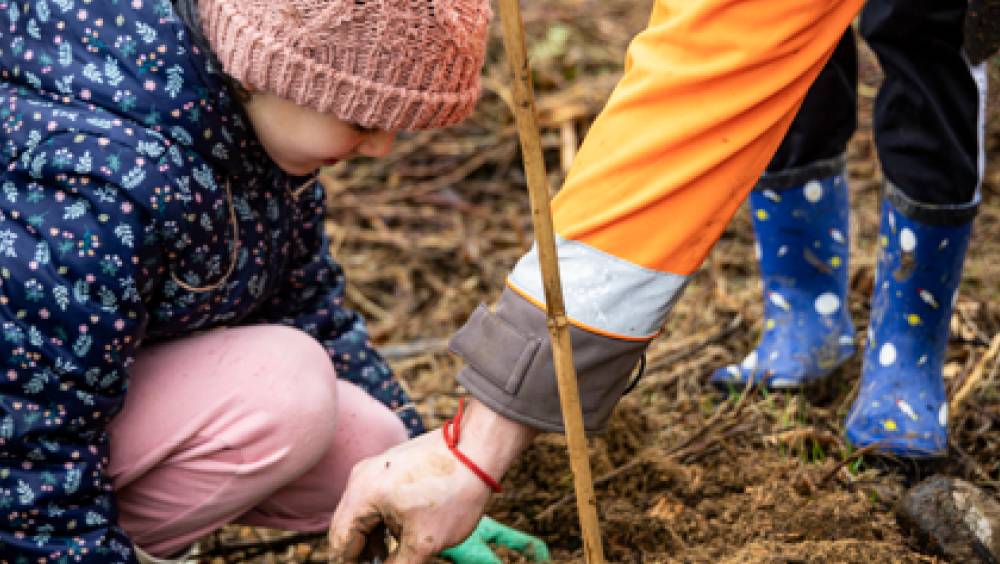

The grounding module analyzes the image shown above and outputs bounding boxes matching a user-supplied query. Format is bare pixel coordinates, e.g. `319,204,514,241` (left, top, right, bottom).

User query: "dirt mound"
490,397,932,562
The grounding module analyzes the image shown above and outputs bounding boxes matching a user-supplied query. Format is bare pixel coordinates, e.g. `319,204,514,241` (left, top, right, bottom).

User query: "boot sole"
710,348,855,401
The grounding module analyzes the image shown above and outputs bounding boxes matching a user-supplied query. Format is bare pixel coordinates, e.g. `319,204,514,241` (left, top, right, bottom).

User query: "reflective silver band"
508,236,688,339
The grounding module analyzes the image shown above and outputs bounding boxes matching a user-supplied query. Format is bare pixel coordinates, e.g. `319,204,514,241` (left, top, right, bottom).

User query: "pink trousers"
108,325,409,557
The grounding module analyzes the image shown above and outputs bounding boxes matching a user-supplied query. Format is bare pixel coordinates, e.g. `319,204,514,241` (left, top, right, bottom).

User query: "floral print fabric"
0,1,422,560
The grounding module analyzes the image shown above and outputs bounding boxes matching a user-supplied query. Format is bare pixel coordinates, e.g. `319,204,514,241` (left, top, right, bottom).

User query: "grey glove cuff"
451,287,647,433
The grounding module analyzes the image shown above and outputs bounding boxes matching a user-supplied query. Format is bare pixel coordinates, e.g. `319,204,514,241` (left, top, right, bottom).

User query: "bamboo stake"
495,2,606,562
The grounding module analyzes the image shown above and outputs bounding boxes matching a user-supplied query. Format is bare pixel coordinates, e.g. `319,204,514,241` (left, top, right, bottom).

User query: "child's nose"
357,130,397,158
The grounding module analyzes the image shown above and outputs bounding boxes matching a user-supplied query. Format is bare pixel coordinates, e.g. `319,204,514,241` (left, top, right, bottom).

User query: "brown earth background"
202,2,1000,562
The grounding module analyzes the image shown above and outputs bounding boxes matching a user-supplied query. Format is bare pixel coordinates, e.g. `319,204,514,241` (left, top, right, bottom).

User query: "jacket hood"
6,0,265,177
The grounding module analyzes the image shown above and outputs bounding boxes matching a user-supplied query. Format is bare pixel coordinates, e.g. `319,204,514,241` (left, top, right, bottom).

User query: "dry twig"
951,331,1000,417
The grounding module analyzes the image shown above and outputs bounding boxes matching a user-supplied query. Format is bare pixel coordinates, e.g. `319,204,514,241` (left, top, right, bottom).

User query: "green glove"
440,517,551,564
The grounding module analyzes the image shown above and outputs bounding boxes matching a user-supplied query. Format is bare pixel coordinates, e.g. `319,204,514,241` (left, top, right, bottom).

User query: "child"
710,0,988,458
0,0,488,561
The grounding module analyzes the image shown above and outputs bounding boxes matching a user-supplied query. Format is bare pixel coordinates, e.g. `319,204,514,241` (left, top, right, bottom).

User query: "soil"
204,2,1000,562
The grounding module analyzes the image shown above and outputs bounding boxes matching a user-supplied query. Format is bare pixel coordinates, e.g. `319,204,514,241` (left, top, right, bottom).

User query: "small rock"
896,475,1000,563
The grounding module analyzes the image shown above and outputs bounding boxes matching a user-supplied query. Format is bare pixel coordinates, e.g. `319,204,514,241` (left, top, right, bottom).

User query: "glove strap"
443,398,503,493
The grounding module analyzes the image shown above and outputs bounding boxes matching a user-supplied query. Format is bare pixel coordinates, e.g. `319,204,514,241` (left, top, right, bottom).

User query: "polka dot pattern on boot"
803,180,824,203
900,228,917,252
880,342,897,366
814,293,840,315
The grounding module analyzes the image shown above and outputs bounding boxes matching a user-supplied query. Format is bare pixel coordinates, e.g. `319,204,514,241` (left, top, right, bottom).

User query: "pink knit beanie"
198,0,491,131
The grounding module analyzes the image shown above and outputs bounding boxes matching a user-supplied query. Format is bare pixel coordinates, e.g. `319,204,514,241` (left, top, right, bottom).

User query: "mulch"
200,3,1000,562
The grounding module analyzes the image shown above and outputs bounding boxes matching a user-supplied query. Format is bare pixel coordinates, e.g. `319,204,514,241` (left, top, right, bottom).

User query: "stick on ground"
951,331,1000,418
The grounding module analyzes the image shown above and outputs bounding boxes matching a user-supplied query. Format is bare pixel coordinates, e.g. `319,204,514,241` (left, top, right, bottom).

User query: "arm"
454,0,866,433
0,145,160,562
246,181,424,435
329,0,864,560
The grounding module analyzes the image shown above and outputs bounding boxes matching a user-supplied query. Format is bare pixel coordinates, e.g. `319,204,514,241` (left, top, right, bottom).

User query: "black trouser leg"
765,30,858,175
862,0,982,218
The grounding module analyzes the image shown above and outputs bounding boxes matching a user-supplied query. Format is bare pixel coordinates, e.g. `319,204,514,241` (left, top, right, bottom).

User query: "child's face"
244,92,398,176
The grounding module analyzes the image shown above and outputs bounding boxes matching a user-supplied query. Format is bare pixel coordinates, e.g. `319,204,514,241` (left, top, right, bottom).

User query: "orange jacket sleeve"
453,0,865,432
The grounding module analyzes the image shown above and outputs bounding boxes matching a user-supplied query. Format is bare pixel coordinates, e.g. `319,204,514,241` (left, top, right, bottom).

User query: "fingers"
330,453,407,562
359,523,390,563
472,517,502,542
439,540,502,564
476,518,551,562
328,509,383,563
385,536,435,564
502,532,551,563
487,524,534,549
329,466,387,564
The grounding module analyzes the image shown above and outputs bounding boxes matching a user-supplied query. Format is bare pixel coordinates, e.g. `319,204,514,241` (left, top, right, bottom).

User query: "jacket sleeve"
451,0,865,433
246,181,425,436
0,141,163,561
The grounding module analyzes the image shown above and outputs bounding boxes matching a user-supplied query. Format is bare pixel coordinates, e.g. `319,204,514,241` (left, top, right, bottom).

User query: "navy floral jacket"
0,0,424,561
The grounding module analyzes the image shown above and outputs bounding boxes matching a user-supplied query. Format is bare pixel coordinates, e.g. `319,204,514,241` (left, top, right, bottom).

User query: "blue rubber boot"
711,169,855,389
844,195,973,457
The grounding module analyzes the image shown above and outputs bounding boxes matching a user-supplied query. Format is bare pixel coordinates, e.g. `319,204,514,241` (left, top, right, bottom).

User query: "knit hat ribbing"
198,0,491,131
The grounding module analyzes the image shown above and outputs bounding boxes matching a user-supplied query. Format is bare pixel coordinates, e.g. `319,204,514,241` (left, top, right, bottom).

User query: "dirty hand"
441,517,551,564
328,399,538,563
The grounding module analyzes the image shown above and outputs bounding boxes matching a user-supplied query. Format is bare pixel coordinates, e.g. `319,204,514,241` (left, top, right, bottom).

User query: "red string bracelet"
442,398,503,493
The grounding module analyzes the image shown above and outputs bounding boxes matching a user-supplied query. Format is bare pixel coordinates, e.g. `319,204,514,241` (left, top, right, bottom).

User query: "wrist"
451,398,537,482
